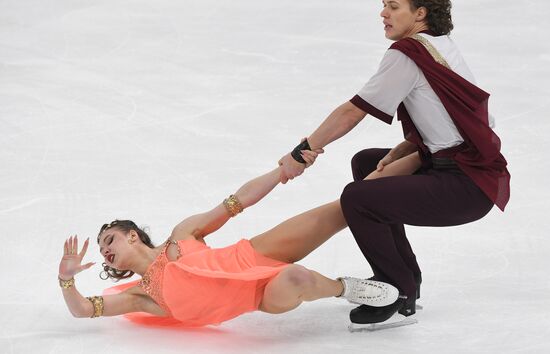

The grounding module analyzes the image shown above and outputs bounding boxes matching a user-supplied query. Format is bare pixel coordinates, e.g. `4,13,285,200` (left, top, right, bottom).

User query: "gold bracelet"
223,194,243,217
58,276,75,289
86,296,104,318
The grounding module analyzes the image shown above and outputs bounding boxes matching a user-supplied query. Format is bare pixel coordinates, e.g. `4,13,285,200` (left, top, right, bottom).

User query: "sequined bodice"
138,240,180,315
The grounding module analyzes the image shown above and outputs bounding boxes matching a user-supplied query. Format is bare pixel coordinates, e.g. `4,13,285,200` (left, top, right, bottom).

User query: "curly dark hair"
410,0,454,35
97,220,155,281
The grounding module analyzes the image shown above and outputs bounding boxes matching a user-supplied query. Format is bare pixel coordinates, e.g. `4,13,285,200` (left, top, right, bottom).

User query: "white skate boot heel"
337,277,400,307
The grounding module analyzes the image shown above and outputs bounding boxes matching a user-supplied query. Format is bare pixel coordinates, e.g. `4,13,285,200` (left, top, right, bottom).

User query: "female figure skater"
58,151,421,327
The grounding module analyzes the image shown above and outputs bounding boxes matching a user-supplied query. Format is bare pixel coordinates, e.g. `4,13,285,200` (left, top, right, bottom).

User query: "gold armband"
58,276,75,289
223,194,243,217
86,296,104,318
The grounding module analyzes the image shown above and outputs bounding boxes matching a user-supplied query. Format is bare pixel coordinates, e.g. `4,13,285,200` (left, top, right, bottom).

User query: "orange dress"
104,238,289,327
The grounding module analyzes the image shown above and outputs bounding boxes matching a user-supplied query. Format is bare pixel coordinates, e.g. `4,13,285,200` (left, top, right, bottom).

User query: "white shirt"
355,33,494,153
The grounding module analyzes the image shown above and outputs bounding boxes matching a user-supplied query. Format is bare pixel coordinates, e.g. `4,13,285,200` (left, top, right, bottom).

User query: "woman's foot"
337,277,399,307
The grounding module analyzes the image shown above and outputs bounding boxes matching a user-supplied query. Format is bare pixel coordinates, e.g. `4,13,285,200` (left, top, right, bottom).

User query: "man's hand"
301,149,322,168
376,152,394,172
278,143,324,184
377,140,418,172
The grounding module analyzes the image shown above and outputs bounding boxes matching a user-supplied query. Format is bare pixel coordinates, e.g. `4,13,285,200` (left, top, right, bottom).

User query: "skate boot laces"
338,277,400,307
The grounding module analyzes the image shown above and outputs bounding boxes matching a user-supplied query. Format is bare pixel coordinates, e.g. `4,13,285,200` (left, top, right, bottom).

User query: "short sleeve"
350,49,420,124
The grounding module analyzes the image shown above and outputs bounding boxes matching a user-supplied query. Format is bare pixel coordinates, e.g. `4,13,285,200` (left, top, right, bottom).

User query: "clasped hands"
278,138,324,184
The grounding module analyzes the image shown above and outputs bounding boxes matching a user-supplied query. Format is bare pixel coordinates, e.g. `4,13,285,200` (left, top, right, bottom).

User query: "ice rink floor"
1,1,550,353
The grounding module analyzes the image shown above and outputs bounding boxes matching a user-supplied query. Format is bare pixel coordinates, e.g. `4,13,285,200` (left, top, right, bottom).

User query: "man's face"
380,0,424,41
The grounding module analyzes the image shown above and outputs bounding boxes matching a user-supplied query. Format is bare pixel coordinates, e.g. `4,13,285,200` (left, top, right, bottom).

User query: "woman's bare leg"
259,264,344,314
249,200,346,263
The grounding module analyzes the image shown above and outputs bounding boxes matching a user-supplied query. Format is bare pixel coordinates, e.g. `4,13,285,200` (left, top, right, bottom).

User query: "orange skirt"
105,238,289,327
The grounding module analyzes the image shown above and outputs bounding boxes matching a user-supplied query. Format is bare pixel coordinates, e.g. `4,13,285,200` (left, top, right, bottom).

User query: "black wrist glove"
290,139,311,164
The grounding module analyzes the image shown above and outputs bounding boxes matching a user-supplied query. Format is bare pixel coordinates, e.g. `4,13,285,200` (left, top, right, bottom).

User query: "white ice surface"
1,1,549,353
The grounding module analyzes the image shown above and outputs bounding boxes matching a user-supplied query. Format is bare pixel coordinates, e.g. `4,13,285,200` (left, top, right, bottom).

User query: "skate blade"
348,317,418,333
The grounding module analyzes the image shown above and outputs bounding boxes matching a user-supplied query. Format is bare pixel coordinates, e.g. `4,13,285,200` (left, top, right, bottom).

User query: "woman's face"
98,228,136,270
380,0,425,40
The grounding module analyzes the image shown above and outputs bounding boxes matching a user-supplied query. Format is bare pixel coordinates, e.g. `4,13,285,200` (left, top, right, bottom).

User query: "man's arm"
308,101,368,150
376,140,418,172
279,101,367,183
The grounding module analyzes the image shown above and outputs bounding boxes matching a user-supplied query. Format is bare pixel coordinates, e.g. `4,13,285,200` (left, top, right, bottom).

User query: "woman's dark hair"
97,220,155,282
410,0,454,35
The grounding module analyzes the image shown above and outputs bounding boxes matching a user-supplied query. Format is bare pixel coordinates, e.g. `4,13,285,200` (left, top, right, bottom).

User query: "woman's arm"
59,236,163,318
61,284,155,318
172,165,297,240
172,149,323,241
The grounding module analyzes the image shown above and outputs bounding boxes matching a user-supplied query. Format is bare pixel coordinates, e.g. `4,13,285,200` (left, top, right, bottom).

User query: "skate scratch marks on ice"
0,197,46,215
221,49,288,64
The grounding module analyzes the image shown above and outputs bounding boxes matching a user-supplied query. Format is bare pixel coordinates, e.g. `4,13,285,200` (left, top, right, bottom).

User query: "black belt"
432,157,458,170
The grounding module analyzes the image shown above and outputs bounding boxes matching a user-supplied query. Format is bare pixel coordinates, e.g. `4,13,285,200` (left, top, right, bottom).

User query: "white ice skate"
337,277,400,307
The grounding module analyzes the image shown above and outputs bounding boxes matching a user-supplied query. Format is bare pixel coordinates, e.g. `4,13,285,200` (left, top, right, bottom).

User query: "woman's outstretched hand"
58,235,95,280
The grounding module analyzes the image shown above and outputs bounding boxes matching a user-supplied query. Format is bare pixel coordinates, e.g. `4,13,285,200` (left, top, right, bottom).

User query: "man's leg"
340,169,494,301
351,148,390,181
350,149,421,282
390,223,421,280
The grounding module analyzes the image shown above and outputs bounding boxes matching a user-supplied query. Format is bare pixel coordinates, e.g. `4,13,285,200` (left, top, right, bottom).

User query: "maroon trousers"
340,148,494,299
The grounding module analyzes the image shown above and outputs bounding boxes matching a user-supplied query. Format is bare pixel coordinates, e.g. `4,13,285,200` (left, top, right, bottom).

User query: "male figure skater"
278,0,510,328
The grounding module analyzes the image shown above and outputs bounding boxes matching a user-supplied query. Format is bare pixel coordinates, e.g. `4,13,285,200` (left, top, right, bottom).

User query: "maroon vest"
390,38,511,211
